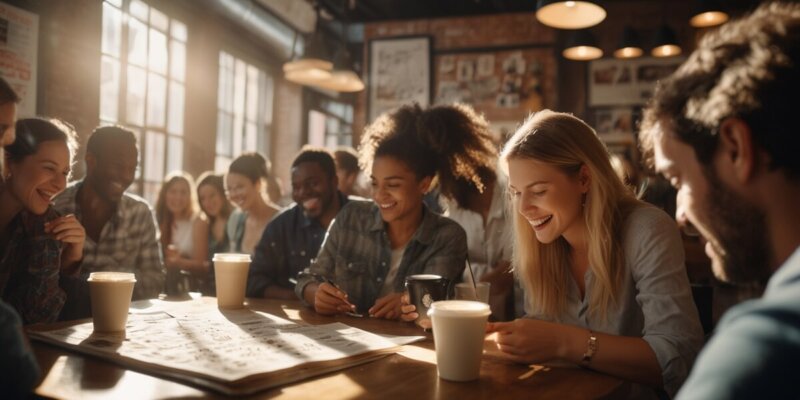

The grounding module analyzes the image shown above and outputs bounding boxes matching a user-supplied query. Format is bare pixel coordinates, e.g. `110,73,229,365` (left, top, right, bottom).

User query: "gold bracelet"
581,330,598,367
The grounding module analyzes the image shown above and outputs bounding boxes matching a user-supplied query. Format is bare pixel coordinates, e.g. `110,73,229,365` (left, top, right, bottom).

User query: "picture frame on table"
367,35,432,123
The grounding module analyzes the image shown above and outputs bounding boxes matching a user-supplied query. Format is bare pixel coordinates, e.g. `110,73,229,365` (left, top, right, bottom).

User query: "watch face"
422,293,433,308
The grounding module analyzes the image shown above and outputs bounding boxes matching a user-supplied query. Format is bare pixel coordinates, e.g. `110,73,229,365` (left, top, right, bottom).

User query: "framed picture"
368,36,432,123
589,57,686,107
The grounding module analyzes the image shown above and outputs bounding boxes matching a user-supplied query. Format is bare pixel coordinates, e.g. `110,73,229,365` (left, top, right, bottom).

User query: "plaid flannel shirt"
53,180,164,320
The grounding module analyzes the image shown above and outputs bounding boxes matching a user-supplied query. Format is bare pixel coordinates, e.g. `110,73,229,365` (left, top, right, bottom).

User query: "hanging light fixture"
563,29,602,61
614,26,643,59
651,24,681,57
283,6,333,86
536,0,607,30
324,41,364,92
690,0,729,28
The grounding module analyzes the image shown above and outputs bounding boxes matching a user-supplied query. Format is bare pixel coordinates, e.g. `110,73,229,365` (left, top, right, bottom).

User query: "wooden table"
31,298,626,399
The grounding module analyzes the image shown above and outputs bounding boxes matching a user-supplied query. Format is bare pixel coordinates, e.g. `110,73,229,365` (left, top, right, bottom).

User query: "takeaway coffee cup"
405,274,450,328
88,272,136,332
429,300,491,382
213,253,252,309
454,282,491,304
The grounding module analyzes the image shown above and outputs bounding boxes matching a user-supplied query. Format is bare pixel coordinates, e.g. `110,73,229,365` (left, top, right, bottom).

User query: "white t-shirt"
379,245,406,297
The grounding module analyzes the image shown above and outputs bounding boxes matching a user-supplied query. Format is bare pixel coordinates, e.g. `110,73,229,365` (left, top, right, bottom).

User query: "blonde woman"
487,110,703,398
155,172,209,292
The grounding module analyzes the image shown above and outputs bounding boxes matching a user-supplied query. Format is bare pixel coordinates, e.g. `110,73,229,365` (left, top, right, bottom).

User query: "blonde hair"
155,171,198,248
500,110,639,320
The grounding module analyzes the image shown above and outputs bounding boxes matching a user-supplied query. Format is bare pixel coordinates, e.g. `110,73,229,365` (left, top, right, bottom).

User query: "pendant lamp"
563,29,603,61
690,0,729,28
651,24,681,57
536,0,607,30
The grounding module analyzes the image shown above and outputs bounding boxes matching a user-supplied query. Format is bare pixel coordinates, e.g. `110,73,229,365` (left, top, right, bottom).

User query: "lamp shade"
690,0,729,28
536,0,607,29
316,45,365,92
614,26,643,59
563,29,603,60
651,24,681,57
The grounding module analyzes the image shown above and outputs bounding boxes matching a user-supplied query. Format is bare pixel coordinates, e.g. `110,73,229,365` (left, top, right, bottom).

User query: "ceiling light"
651,24,682,57
690,0,729,28
563,29,603,61
614,26,643,59
536,0,606,30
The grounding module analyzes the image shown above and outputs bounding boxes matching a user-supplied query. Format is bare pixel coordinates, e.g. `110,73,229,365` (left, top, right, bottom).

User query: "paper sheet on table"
31,308,409,382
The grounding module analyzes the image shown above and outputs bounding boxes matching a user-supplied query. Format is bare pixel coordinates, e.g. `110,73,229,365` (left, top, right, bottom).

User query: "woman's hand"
485,319,573,364
369,292,404,320
314,282,356,315
399,293,431,329
45,214,85,273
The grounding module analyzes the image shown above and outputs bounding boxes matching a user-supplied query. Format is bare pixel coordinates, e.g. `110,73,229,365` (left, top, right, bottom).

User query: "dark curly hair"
359,103,498,209
639,2,800,180
229,152,270,183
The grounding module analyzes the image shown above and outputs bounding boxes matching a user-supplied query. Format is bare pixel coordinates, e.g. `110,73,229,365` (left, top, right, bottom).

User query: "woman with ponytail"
487,110,702,398
225,153,280,254
295,104,467,320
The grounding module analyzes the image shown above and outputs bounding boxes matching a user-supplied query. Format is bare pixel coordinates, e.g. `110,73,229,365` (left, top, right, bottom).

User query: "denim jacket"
295,200,467,313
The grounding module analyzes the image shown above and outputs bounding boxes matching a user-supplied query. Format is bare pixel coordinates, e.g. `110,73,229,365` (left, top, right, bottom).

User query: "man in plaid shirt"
54,126,164,320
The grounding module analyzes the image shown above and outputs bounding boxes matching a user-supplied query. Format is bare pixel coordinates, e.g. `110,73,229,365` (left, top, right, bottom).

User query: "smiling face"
87,139,138,204
225,172,260,211
370,155,431,226
6,140,70,215
198,183,225,218
507,157,587,245
165,179,191,217
652,123,771,283
291,161,337,220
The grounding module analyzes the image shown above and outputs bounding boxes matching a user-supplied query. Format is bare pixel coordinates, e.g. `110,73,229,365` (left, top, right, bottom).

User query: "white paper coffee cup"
429,300,491,381
88,272,136,332
213,253,251,309
454,282,491,304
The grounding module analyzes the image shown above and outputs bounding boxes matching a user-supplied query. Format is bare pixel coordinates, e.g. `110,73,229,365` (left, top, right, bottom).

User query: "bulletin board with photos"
588,57,686,154
433,46,557,128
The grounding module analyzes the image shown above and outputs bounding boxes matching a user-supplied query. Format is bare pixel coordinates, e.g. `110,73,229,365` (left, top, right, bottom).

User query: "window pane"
246,65,258,121
170,40,185,82
262,72,274,125
149,7,168,32
148,28,168,75
143,182,160,208
167,136,183,173
233,112,244,157
129,0,148,21
216,111,232,156
215,156,231,174
105,0,122,8
126,65,147,126
308,110,326,147
167,82,184,135
101,3,122,57
144,130,165,182
245,122,257,153
233,60,246,118
100,56,120,121
127,18,148,67
171,20,187,42
146,73,167,128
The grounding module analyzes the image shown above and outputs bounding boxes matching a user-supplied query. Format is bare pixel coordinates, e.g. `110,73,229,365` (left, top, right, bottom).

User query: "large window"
307,97,354,149
215,52,274,172
100,0,186,204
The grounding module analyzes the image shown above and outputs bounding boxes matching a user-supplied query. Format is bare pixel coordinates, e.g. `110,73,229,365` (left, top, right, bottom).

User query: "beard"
704,170,772,284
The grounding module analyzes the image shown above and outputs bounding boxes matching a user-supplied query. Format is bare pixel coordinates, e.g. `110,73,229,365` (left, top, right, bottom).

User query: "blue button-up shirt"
295,200,468,313
246,192,351,297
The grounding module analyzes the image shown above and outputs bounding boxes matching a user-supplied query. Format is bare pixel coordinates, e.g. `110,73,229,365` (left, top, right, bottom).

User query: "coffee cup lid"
427,300,491,317
87,272,136,282
212,253,252,262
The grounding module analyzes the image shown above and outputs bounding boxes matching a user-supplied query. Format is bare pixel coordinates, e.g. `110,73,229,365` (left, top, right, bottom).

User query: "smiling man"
246,146,352,299
638,3,800,398
54,126,164,320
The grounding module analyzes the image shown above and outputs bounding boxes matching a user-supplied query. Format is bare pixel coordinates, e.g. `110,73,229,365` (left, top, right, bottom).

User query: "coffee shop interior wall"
3,0,304,188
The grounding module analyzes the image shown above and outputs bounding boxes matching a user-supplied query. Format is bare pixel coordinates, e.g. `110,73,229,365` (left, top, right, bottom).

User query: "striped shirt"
295,200,468,314
53,180,165,320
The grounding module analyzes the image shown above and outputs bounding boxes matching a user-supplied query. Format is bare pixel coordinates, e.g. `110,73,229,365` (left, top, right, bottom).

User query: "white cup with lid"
429,300,491,381
88,272,136,332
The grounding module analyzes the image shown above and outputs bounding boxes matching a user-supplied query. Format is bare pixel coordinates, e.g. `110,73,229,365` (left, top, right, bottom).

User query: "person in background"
247,146,351,299
196,171,233,295
54,125,164,320
225,152,280,255
296,104,467,319
155,171,208,294
0,76,39,399
486,110,703,398
333,146,367,197
638,3,800,398
1,118,84,324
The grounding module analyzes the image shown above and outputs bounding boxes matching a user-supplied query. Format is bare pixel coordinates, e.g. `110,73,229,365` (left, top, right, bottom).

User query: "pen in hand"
322,278,360,315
